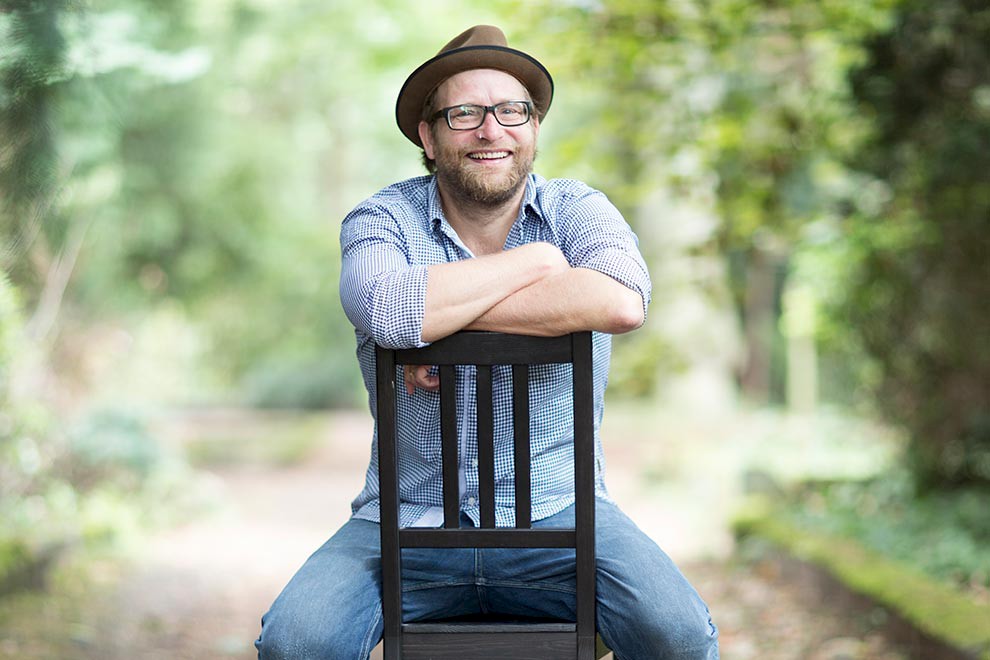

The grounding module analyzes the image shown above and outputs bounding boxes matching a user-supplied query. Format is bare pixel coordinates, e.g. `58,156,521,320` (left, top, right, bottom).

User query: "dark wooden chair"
375,331,610,660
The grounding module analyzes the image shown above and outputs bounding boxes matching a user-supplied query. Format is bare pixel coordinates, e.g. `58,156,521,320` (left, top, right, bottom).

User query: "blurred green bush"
0,276,197,595
240,351,362,410
786,474,990,596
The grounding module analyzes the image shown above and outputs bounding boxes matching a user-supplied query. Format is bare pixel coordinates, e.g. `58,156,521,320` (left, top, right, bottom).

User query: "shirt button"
471,459,478,468
467,497,476,506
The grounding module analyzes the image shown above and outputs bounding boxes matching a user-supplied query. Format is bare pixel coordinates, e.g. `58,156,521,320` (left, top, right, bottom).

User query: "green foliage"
0,277,196,594
0,272,22,377
64,408,163,490
607,331,687,399
241,350,362,410
0,1,68,290
516,0,988,482
3,1,514,403
786,475,990,594
828,0,990,488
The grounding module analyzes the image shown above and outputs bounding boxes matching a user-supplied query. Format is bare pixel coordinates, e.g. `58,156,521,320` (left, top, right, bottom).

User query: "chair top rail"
394,332,576,366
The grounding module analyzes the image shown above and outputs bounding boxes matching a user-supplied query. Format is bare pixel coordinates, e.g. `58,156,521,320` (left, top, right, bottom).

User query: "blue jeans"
256,500,718,659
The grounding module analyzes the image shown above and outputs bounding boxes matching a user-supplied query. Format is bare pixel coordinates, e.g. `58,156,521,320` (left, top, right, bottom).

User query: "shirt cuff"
369,264,430,349
580,249,652,323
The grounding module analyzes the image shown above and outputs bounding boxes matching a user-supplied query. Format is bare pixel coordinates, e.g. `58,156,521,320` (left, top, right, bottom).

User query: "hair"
417,75,541,175
420,87,440,174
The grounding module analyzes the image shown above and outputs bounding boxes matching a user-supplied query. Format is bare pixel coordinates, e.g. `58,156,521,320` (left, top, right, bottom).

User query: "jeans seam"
478,579,576,595
475,549,489,613
360,600,382,660
402,579,475,592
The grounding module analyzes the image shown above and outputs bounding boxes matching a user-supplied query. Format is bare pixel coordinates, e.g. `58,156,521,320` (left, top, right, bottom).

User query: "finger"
404,366,416,396
414,365,440,392
405,365,440,393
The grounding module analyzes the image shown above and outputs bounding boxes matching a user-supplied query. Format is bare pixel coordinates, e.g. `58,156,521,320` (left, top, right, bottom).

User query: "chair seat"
401,617,612,658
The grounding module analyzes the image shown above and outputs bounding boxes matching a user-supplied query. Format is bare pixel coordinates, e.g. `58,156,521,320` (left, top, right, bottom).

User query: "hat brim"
396,45,553,147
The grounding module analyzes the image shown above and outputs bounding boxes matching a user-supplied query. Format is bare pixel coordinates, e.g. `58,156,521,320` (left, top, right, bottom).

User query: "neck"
436,178,527,256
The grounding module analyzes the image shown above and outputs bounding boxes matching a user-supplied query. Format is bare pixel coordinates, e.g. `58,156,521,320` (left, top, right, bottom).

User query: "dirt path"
2,408,912,659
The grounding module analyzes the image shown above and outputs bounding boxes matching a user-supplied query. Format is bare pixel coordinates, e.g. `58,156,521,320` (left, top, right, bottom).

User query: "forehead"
435,69,530,106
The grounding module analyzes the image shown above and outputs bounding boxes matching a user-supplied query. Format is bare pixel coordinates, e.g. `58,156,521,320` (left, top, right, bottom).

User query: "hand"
404,364,439,395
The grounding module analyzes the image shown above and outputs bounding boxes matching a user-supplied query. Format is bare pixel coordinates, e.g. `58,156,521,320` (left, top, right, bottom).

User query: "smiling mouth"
468,151,510,161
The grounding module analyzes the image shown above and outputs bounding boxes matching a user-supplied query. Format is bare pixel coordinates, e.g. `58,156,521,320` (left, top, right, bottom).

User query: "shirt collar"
427,176,445,229
427,177,473,257
520,173,542,220
426,174,551,249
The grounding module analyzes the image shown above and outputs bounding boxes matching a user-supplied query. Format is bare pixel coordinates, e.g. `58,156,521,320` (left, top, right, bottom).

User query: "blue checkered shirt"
339,173,651,527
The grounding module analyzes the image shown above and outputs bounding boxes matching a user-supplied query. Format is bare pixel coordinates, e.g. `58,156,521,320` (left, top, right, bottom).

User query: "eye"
451,105,482,119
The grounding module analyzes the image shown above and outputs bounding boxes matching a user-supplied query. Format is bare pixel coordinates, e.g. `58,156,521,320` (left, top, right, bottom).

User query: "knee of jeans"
605,602,716,660
647,606,719,657
256,612,369,660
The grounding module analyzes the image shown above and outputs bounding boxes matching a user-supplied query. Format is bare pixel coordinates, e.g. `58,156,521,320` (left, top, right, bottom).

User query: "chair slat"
440,365,459,528
374,346,402,657
512,364,531,529
573,333,597,660
477,365,496,528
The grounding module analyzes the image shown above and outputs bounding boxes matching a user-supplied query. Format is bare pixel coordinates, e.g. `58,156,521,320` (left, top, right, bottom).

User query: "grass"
784,476,990,597
735,496,990,659
0,546,126,659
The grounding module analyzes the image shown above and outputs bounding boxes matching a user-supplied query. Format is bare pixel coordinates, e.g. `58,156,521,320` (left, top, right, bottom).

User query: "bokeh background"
1,0,988,658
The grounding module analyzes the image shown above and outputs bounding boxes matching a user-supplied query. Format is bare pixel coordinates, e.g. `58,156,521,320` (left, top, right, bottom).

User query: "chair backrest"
375,331,597,660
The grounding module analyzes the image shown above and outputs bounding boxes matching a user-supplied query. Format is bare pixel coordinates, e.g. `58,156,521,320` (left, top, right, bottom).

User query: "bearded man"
255,25,719,660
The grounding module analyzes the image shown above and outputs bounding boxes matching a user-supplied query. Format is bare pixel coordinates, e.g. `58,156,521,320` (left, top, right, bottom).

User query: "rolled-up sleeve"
551,182,652,322
339,203,430,349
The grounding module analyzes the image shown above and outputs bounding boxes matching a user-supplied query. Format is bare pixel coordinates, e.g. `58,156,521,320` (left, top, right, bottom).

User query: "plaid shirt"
339,174,651,527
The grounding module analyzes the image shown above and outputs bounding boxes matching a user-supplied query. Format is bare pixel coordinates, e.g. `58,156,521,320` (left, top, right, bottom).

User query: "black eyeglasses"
431,100,533,131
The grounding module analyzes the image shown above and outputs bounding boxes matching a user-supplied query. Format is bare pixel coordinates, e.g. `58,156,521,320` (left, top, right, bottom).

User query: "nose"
475,109,505,141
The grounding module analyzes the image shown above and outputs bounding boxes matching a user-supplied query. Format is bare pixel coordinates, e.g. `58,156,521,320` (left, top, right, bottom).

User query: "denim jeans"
255,499,718,659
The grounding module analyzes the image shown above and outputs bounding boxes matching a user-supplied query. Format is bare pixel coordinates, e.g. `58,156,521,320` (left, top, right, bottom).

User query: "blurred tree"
501,0,895,403
4,1,506,408
836,0,990,489
0,0,70,340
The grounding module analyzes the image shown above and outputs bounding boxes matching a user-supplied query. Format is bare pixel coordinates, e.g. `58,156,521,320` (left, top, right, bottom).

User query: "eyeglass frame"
430,100,534,131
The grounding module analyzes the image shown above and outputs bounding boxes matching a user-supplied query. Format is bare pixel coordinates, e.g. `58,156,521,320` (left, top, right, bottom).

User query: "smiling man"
255,26,719,660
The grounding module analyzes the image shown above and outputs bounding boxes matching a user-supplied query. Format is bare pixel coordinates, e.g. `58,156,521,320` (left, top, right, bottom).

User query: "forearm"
466,266,645,336
421,242,569,342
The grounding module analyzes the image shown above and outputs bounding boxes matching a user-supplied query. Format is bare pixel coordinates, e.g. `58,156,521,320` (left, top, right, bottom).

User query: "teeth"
469,151,509,160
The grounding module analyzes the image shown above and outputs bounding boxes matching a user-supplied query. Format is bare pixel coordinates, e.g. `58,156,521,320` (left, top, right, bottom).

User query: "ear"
418,121,435,160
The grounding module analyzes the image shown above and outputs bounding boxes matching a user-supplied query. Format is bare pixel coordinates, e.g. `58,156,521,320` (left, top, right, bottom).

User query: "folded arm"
465,266,644,336
420,241,570,342
408,262,644,394
341,204,569,349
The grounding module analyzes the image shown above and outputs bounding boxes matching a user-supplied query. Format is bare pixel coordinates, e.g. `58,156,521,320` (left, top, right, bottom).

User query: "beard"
432,136,536,207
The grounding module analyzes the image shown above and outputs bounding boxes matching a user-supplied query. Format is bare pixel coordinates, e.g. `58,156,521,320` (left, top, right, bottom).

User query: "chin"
466,175,527,205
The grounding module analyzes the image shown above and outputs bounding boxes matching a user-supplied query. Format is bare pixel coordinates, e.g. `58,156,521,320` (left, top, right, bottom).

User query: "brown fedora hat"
395,25,553,147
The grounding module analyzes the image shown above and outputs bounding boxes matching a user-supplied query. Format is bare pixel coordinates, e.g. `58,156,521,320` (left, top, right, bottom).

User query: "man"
256,25,718,660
